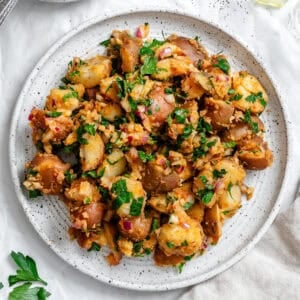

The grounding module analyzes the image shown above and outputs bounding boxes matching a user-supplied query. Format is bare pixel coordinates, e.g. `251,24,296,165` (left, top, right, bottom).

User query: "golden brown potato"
218,185,241,218
181,73,205,100
120,36,142,73
158,217,203,256
23,153,70,195
141,160,181,193
99,102,123,122
202,204,222,244
67,56,112,88
80,133,105,172
232,71,268,114
99,74,121,102
152,56,195,80
118,216,152,241
205,97,234,129
148,194,169,213
45,84,85,116
71,202,105,231
238,144,273,170
117,237,134,257
186,202,205,222
208,68,232,99
154,247,185,266
64,178,101,203
168,35,208,65
110,177,146,217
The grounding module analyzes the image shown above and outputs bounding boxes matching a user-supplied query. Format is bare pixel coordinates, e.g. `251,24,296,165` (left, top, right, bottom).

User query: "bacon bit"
127,136,133,143
52,99,56,106
54,127,60,132
28,113,33,121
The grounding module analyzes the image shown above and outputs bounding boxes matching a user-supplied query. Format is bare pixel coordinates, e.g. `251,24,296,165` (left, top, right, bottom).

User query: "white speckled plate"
9,10,291,291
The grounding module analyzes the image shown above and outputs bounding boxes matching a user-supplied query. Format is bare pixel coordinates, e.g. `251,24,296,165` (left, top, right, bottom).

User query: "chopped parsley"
139,39,165,56
192,137,217,161
83,197,91,205
151,218,159,232
141,56,158,76
28,190,41,198
138,150,155,163
227,88,235,95
166,241,175,248
213,168,227,179
111,179,133,209
64,170,76,183
28,168,38,176
88,242,101,252
227,182,234,199
197,117,212,134
182,202,193,210
181,124,193,139
45,111,62,118
177,262,185,273
213,57,230,74
116,77,134,98
62,90,79,102
172,108,188,124
242,109,259,133
82,168,105,179
69,70,80,78
76,123,96,144
229,93,243,101
129,197,144,216
164,87,173,94
223,141,237,149
181,240,188,246
133,241,143,253
99,39,110,47
196,176,215,204
245,91,266,107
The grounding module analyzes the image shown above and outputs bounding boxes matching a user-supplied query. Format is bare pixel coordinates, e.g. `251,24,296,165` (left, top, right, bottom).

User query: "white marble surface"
0,0,300,299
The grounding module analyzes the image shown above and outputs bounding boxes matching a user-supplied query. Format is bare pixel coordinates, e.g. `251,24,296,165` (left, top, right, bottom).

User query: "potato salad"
23,24,273,271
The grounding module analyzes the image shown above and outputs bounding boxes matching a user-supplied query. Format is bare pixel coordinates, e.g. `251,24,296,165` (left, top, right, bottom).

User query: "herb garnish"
242,109,259,133
137,150,155,163
45,111,62,118
213,57,230,74
99,39,110,47
88,242,101,252
213,168,227,179
129,197,144,216
172,108,188,124
111,179,133,209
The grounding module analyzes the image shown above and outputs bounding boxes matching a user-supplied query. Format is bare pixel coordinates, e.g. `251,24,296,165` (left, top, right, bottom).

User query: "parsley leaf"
166,241,175,248
45,111,62,118
172,108,188,124
0,282,3,289
8,251,47,286
133,241,143,253
242,109,259,133
129,197,144,216
182,124,193,139
164,87,173,94
29,190,41,198
177,262,185,273
151,218,159,232
229,93,243,101
9,283,50,300
88,242,101,252
64,170,77,183
137,151,155,163
82,168,105,179
182,202,193,210
227,88,235,95
76,123,96,144
227,182,234,199
141,56,158,76
111,179,133,209
197,118,212,133
213,168,227,179
99,39,110,47
62,90,78,102
139,39,165,56
213,57,230,74
223,141,236,149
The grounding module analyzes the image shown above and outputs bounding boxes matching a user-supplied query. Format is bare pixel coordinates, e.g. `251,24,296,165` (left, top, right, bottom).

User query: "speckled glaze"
9,9,292,291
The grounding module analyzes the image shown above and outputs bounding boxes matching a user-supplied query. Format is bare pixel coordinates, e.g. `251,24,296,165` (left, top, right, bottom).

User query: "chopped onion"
123,220,132,230
159,47,172,59
181,222,190,229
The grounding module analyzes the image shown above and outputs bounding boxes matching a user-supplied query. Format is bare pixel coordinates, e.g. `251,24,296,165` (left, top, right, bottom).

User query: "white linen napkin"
180,189,300,300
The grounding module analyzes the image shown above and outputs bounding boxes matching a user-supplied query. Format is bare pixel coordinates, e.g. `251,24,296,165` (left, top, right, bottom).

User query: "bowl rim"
8,7,293,291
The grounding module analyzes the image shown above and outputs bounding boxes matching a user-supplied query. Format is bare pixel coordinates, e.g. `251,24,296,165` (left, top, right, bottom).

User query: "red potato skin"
71,202,105,230
168,35,208,65
141,162,181,193
29,153,70,194
147,85,175,127
118,216,152,241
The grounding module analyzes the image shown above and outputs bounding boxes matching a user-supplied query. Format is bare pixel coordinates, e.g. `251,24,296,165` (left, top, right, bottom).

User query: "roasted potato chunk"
23,153,70,195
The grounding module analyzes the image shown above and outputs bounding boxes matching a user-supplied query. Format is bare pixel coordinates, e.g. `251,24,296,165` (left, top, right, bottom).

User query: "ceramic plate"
9,10,291,291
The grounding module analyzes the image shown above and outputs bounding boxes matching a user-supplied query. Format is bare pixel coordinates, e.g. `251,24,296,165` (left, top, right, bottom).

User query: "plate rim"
9,8,293,291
